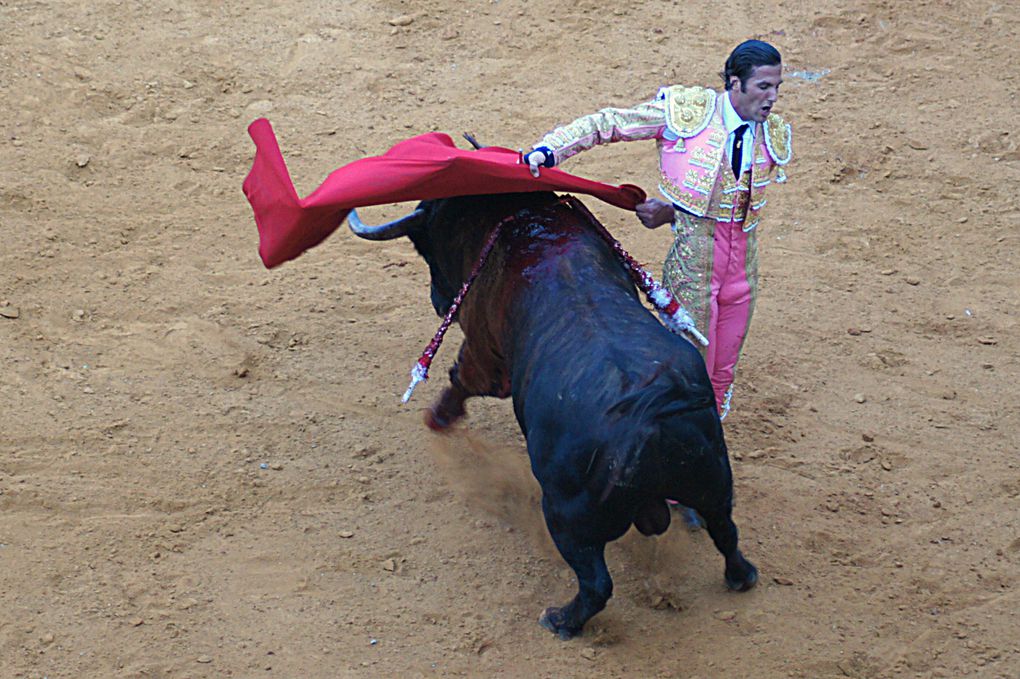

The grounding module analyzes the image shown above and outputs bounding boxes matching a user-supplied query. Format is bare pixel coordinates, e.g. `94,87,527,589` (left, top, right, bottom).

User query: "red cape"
242,118,647,268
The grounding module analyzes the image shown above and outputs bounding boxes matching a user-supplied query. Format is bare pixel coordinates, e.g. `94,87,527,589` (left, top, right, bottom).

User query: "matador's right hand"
523,146,555,177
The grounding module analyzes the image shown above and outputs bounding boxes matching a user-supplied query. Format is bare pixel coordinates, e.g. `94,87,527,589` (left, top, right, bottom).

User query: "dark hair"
721,40,782,91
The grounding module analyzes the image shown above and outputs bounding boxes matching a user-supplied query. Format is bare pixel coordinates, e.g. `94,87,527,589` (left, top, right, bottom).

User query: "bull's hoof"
539,607,580,641
424,391,466,432
725,561,759,592
423,408,454,432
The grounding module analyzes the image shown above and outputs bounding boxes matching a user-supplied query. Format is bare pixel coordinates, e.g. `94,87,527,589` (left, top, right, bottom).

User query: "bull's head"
347,134,552,319
348,200,461,316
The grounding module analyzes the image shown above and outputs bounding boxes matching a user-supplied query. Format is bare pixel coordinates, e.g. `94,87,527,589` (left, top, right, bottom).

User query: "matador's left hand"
635,199,674,229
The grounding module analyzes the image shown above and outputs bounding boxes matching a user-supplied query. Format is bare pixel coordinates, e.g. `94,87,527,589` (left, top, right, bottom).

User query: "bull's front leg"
424,341,508,432
424,364,470,431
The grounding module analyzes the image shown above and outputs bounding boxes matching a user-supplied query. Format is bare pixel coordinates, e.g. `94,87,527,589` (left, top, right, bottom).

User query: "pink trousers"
663,214,757,412
702,219,756,409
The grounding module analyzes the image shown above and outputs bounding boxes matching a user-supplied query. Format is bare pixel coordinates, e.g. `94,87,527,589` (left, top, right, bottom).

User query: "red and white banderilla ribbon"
401,198,707,403
565,197,708,347
401,215,512,403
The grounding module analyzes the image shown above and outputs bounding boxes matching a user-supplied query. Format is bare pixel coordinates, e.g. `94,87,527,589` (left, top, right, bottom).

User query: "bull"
348,190,758,639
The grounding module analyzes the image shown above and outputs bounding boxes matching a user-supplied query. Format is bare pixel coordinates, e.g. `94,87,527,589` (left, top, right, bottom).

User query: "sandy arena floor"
2,1,1019,676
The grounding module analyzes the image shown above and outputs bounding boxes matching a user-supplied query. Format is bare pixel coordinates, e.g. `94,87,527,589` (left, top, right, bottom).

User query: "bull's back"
500,202,717,464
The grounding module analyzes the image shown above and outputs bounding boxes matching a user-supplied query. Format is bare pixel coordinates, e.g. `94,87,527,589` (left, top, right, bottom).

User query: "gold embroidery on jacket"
663,210,714,345
763,113,792,165
661,85,716,138
539,99,667,162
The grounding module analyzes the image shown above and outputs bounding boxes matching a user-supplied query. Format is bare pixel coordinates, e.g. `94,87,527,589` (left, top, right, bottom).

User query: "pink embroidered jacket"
536,85,792,232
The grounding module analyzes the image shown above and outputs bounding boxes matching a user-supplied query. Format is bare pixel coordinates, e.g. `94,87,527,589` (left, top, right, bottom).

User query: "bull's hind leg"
538,496,613,640
700,506,758,592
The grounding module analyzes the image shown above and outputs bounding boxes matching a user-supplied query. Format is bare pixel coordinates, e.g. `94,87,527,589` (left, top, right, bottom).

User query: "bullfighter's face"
728,63,782,123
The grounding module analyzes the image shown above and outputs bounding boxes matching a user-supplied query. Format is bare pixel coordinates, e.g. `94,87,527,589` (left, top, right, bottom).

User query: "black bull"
348,191,757,639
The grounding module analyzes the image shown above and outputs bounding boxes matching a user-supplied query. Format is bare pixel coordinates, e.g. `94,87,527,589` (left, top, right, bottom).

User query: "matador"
524,40,793,418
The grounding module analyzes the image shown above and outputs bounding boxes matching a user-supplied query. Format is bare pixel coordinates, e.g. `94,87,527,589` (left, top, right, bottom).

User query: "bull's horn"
463,132,485,150
347,207,425,240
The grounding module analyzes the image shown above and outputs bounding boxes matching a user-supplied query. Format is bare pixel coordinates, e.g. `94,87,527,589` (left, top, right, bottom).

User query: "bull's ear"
347,208,425,241
463,132,485,150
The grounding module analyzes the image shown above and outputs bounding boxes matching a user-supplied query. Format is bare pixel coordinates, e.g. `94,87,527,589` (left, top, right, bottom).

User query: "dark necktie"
731,124,749,179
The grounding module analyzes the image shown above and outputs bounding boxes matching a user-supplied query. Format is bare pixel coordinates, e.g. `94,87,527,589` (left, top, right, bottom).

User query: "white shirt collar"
722,91,755,137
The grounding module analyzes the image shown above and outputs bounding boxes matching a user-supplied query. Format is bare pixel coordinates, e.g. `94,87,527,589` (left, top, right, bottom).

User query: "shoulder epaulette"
657,85,717,139
763,113,792,165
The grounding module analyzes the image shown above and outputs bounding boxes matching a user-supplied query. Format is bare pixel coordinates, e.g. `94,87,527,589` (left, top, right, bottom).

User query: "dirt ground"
2,0,1019,677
